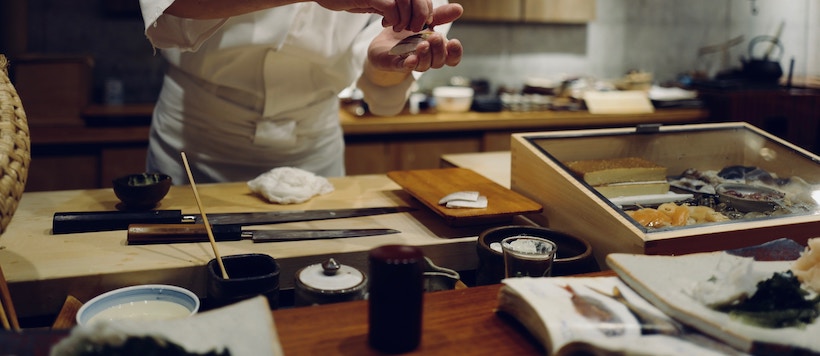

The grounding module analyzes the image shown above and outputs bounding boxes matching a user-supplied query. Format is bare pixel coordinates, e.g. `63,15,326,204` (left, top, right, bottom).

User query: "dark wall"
25,0,165,104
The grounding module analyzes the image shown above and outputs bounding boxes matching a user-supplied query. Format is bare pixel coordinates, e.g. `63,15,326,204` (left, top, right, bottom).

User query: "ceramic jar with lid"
294,258,367,306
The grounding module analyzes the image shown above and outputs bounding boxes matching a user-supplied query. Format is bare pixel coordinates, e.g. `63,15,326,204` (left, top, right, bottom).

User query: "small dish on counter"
432,86,474,113
112,172,172,209
76,284,199,326
716,183,785,213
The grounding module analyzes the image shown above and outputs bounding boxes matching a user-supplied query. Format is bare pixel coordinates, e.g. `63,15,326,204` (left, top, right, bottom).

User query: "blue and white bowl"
76,284,200,326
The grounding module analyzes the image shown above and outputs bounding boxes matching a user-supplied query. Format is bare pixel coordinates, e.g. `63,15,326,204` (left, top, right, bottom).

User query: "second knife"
126,224,400,245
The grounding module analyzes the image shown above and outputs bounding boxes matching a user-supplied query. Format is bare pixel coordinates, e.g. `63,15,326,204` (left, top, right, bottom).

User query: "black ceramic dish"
112,172,172,209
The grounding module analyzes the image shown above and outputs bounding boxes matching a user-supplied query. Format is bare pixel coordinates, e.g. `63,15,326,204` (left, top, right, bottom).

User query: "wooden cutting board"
387,168,543,226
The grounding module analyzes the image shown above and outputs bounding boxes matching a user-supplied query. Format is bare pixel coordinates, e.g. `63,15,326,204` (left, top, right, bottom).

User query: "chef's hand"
315,0,434,32
364,3,462,84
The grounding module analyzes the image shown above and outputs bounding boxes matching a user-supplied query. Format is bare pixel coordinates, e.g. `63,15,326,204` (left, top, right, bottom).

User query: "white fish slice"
389,30,434,57
446,195,488,209
438,191,480,205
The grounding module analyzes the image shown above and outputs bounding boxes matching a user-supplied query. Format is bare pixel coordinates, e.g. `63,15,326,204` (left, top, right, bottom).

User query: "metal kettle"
741,35,784,84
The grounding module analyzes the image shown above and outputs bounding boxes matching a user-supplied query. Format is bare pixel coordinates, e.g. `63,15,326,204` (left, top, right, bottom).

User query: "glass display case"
511,122,820,265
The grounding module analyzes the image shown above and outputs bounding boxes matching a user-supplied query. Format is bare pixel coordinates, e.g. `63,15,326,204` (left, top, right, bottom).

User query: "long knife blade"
53,206,415,234
250,228,400,242
126,224,401,244
198,207,413,226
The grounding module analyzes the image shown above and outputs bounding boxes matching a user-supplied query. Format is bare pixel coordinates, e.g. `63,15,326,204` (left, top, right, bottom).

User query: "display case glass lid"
523,123,820,233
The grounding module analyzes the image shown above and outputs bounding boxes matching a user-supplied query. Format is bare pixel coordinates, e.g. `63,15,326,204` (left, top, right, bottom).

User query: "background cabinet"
700,89,820,154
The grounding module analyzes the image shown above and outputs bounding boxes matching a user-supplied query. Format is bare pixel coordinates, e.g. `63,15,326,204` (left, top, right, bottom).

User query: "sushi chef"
137,0,463,184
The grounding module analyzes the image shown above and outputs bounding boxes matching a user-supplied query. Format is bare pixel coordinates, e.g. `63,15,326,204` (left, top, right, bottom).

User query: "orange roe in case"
626,203,728,228
626,208,672,228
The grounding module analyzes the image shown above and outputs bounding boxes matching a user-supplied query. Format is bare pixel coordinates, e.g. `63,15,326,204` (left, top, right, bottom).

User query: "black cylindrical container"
368,245,424,354
206,253,280,310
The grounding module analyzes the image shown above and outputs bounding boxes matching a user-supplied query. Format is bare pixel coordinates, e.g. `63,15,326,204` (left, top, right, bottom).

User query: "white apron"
138,2,415,183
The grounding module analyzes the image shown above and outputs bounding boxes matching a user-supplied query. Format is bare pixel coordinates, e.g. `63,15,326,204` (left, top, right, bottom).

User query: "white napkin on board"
247,167,334,204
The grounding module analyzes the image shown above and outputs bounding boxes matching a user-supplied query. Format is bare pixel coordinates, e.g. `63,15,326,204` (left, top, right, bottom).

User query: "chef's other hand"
315,0,434,32
368,3,463,73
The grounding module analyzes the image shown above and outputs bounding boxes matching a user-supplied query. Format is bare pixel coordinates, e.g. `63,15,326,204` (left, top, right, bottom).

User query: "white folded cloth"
247,167,334,204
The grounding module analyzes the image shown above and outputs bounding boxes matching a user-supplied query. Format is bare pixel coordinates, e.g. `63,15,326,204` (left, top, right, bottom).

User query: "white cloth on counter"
247,167,334,204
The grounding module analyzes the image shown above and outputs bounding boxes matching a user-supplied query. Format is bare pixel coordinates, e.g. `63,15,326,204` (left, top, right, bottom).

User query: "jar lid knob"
321,258,341,276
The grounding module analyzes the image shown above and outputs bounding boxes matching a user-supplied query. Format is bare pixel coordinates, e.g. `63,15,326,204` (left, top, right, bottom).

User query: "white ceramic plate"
607,239,817,355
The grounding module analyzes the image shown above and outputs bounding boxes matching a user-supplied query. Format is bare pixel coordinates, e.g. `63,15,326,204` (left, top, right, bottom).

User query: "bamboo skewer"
0,300,9,330
0,263,20,330
180,152,229,279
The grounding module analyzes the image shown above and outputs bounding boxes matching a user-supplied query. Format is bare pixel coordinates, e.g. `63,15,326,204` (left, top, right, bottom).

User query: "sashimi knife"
52,206,415,234
126,224,400,245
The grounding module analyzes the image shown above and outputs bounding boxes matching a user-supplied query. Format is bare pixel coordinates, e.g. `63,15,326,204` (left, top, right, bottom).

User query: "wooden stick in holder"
180,152,229,279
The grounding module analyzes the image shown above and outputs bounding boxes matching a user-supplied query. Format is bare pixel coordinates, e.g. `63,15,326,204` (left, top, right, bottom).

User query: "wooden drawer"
11,55,92,126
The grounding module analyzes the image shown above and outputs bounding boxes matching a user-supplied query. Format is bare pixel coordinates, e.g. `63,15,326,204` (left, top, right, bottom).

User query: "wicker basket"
0,55,31,234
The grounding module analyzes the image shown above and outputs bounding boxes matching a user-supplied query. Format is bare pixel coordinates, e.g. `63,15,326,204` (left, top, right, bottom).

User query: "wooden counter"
0,175,497,319
0,284,546,355
273,283,544,355
339,107,707,135
32,105,706,143
342,107,707,176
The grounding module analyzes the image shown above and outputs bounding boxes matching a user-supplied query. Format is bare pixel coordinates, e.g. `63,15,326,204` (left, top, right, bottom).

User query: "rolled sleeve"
140,0,227,51
356,72,417,116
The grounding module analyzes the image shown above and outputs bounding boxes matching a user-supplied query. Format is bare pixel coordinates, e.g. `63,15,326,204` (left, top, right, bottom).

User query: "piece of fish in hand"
389,30,434,57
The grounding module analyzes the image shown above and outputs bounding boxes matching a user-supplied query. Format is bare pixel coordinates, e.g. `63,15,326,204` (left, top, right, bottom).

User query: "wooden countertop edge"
29,105,707,144
274,270,618,354
272,284,535,355
340,108,709,135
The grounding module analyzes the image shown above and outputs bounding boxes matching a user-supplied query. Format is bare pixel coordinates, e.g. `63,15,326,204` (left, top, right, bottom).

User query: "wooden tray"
387,168,542,226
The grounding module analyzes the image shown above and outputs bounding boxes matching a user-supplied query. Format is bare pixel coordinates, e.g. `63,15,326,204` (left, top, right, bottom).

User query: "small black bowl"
112,172,172,209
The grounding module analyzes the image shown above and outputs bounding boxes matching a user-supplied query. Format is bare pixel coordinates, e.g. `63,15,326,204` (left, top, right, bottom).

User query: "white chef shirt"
138,1,443,183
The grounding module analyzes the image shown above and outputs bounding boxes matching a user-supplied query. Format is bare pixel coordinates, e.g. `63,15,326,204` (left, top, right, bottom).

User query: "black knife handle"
52,210,184,234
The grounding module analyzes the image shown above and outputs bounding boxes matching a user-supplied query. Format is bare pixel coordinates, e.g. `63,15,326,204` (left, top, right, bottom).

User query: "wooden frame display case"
511,122,820,266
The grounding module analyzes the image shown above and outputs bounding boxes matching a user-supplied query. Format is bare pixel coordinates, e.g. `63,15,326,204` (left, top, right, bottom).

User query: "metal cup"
501,235,557,278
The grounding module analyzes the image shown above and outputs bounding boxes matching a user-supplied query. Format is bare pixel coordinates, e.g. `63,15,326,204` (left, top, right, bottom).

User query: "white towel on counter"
247,167,334,204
